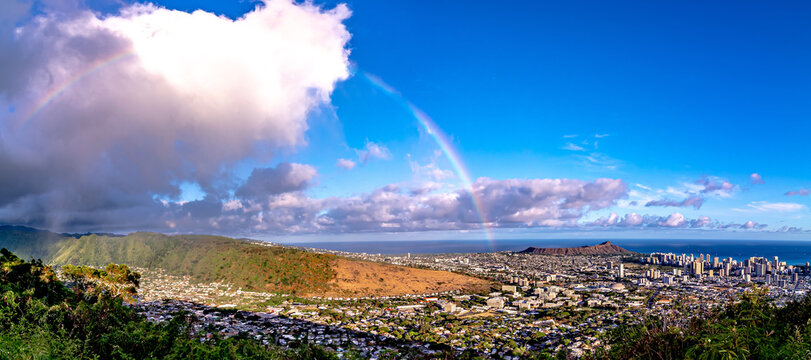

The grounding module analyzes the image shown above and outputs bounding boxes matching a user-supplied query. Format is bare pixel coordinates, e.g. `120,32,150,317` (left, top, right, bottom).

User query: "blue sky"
1,0,809,239
254,0,810,234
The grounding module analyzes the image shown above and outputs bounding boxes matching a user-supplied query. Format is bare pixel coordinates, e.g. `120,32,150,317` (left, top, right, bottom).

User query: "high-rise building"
691,260,703,276
774,256,780,270
618,264,625,278
756,264,766,277
713,257,719,268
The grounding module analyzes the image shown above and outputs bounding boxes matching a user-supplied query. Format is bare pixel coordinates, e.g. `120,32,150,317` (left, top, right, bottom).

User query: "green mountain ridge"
0,226,336,294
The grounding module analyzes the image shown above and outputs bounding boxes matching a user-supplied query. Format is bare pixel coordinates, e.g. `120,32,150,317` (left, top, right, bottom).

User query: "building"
690,260,703,276
486,297,505,309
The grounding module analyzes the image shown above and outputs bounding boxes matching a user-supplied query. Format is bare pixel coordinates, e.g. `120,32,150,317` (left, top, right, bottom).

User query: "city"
2,0,810,358
129,244,811,358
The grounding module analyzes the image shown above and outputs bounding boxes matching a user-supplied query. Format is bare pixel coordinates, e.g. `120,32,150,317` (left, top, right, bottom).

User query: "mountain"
518,241,633,256
0,225,68,261
0,226,489,296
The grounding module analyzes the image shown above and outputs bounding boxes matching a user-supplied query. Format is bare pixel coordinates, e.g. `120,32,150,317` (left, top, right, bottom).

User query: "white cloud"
660,212,686,227
562,143,585,151
750,173,764,184
587,212,749,230
739,201,807,213
0,0,351,229
696,176,735,197
356,141,392,163
621,213,643,226
408,154,455,181
786,189,810,196
156,176,629,234
645,195,704,209
577,152,621,170
336,158,356,170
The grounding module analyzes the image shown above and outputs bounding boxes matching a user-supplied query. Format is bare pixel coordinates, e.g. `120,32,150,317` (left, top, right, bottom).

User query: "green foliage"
599,288,811,359
62,263,141,302
0,227,337,295
54,233,338,294
0,249,338,359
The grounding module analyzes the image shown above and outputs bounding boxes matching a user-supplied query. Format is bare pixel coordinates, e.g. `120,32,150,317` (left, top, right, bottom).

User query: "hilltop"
0,226,489,297
518,241,633,256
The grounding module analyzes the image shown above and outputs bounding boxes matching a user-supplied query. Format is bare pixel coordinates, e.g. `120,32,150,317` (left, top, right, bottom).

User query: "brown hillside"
519,241,633,256
318,258,491,297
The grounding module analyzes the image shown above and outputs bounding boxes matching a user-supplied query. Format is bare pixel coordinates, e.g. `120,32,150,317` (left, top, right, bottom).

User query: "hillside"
518,241,633,256
326,257,490,297
50,232,337,295
0,225,69,260
0,226,489,296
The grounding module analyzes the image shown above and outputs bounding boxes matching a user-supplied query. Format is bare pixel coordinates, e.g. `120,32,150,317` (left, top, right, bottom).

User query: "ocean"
283,238,811,266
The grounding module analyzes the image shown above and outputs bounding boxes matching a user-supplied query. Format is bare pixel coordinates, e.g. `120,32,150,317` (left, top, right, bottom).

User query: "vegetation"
0,248,338,359
0,225,68,261
0,227,337,295
0,226,488,297
62,263,142,302
598,288,811,359
51,232,336,294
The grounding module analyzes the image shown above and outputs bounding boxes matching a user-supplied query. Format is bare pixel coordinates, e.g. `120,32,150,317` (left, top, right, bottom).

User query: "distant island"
518,241,633,255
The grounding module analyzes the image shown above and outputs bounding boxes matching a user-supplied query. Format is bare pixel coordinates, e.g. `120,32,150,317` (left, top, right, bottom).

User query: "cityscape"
125,241,810,358
1,0,810,358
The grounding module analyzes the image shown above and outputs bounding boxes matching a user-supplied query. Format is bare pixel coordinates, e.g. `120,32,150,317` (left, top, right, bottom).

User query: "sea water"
284,238,811,265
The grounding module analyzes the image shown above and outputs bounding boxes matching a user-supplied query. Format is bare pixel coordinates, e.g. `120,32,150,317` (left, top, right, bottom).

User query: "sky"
0,0,809,241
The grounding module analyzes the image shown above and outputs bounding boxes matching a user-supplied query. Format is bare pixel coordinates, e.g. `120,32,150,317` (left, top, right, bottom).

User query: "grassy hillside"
50,232,337,294
0,226,491,297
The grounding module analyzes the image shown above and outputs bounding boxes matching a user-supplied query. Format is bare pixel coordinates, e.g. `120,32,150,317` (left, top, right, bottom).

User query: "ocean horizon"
283,238,811,266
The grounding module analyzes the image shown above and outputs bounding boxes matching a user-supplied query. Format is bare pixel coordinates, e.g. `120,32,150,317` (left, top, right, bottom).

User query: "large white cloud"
0,1,350,229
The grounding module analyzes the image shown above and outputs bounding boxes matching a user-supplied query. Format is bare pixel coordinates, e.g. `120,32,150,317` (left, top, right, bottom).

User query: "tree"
62,263,141,302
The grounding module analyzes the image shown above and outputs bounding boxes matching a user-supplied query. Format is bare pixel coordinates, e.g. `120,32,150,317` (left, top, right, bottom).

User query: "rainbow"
359,71,496,245
19,49,136,128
